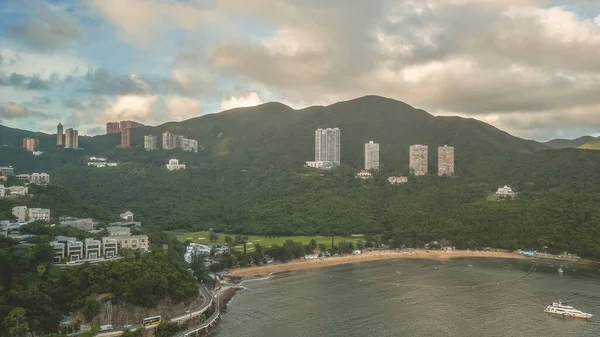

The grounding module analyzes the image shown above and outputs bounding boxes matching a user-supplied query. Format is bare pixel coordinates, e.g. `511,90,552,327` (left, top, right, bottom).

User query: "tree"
155,322,180,337
191,254,211,284
79,325,100,337
318,243,327,253
122,328,142,337
82,296,101,323
3,307,29,336
224,236,233,246
308,239,317,252
356,240,364,250
242,236,249,255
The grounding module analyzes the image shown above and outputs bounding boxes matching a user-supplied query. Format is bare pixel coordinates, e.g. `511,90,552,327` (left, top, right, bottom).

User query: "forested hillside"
2,96,600,259
545,136,597,149
48,148,600,259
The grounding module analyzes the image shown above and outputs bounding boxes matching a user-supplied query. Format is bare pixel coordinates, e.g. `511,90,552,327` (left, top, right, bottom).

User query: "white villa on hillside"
166,159,186,171
496,185,516,198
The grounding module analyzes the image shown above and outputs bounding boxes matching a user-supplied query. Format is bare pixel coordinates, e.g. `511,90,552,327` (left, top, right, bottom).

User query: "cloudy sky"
1,0,600,140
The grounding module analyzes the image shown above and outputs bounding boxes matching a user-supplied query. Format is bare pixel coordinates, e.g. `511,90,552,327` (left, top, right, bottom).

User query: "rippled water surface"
211,258,600,337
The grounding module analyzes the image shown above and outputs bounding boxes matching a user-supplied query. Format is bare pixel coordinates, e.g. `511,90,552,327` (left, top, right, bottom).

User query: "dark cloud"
84,67,149,95
0,102,52,119
0,72,59,91
5,3,82,51
83,67,203,97
62,98,84,109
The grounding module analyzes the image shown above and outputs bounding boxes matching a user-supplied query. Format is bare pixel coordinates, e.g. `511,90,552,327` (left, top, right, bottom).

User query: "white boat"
545,302,592,319
558,267,563,274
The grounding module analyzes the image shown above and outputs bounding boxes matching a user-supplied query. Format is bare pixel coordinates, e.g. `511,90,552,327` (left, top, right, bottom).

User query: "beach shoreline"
225,249,594,279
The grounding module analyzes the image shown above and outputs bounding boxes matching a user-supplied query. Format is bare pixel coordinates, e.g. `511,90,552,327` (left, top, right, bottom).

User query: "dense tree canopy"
0,232,198,336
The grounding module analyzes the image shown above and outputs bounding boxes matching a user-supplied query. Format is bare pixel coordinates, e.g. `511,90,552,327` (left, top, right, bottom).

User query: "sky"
1,0,600,141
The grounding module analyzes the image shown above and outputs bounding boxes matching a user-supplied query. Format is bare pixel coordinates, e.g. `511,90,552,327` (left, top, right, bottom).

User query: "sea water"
211,258,600,337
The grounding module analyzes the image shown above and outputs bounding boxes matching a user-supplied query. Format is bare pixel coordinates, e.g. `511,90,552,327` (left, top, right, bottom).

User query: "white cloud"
166,96,202,121
220,92,264,111
100,95,159,123
88,0,224,47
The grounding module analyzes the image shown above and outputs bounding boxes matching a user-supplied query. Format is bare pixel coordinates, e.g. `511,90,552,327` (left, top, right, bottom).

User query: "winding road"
96,283,213,337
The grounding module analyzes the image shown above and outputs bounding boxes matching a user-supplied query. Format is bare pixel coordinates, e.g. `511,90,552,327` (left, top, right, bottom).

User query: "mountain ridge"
0,95,592,174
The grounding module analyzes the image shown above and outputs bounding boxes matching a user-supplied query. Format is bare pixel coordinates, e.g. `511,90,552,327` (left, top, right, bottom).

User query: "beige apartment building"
438,145,455,176
116,235,149,252
409,144,428,176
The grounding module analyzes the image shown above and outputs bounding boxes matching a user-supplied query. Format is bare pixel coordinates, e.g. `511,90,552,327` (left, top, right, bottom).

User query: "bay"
211,258,600,337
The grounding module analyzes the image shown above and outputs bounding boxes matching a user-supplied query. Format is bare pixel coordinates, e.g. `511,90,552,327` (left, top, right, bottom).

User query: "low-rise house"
87,161,118,168
59,217,96,231
28,208,51,222
166,159,186,171
67,240,84,261
16,174,31,183
116,235,149,252
51,241,66,263
120,211,134,221
0,166,14,177
184,243,211,263
102,237,118,258
30,173,50,185
108,221,141,228
496,185,516,198
1,185,29,197
107,226,131,236
12,206,28,222
85,238,102,259
388,176,408,184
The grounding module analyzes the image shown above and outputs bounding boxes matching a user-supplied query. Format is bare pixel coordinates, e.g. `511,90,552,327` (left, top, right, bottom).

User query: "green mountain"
579,137,600,150
545,136,597,149
1,95,546,175
3,95,600,259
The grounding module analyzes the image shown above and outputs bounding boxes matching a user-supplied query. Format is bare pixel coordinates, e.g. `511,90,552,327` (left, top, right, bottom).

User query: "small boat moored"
558,267,564,274
545,301,592,320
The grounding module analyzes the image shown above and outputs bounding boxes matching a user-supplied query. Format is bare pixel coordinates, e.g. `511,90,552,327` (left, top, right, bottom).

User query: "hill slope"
546,136,596,149
579,137,600,150
1,95,547,175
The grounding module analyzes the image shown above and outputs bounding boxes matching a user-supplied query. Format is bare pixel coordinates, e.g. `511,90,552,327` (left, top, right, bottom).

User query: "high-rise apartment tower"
364,141,379,171
22,138,39,152
120,129,131,148
144,135,158,151
315,128,341,166
438,145,455,176
57,123,64,146
64,128,78,149
65,128,73,148
106,122,120,134
409,144,428,176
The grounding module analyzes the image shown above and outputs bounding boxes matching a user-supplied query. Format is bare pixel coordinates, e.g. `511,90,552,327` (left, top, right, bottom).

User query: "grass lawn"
169,231,362,252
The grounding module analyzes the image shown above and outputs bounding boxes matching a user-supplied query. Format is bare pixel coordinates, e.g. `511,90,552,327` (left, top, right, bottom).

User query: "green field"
170,231,362,252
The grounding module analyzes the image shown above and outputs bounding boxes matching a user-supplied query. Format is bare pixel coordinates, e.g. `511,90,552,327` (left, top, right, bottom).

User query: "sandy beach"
226,249,536,279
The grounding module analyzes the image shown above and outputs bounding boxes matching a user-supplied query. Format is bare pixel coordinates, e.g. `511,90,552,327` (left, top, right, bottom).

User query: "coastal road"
96,283,212,337
173,292,220,337
170,283,213,323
